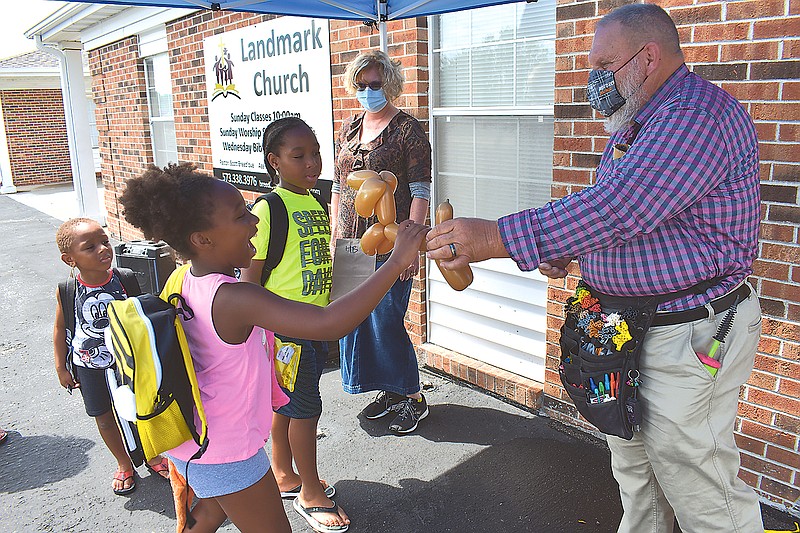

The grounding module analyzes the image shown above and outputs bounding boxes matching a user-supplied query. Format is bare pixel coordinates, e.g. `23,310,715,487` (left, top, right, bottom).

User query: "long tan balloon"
434,200,473,291
375,188,397,226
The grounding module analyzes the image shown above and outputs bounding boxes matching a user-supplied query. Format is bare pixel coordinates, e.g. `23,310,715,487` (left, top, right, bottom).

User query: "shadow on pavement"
123,472,178,519
354,403,800,532
359,402,582,445
0,433,94,493
330,436,622,533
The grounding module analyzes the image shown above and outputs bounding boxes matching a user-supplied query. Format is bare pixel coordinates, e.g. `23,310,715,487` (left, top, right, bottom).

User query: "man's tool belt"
558,278,722,440
651,283,750,326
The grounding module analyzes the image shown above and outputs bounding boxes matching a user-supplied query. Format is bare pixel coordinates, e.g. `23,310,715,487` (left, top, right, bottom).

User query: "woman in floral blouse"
330,50,432,435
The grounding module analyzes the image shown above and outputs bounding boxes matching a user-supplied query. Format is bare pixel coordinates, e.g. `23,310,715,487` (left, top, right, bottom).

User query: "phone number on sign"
221,172,258,187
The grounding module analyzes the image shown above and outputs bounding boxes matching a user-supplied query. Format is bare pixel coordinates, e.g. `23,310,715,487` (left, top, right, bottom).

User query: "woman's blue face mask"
587,44,646,117
356,88,388,113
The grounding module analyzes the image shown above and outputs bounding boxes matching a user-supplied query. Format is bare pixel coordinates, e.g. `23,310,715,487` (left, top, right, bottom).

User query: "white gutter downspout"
0,100,15,194
35,35,103,224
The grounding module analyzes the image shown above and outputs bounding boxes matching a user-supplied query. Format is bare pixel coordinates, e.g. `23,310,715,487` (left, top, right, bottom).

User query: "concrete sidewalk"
0,191,796,532
4,181,106,222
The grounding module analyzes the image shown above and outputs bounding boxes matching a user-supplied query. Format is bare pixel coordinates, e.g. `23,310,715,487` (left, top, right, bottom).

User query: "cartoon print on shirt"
76,289,116,368
79,336,106,365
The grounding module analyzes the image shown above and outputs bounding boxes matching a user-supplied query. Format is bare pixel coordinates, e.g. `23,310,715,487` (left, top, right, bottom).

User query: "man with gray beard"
595,43,649,135
427,3,762,532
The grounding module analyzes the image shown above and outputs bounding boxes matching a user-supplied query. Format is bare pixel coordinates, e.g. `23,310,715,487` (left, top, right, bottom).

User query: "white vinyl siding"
428,1,556,382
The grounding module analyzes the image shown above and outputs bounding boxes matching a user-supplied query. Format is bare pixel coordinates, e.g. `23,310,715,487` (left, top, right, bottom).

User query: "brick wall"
1,89,72,187
542,0,800,512
89,36,155,241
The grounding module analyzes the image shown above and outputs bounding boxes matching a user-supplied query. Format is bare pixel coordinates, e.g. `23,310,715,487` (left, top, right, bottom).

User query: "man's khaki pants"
607,285,764,533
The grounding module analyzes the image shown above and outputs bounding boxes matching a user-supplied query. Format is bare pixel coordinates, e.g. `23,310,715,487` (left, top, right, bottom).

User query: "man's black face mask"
587,44,646,117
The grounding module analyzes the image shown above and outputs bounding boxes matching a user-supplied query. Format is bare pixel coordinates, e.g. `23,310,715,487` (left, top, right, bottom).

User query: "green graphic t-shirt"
250,187,331,307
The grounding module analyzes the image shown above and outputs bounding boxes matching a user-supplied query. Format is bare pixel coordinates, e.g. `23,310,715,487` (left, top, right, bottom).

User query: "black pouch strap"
588,276,723,312
58,276,76,342
58,276,77,383
114,267,142,297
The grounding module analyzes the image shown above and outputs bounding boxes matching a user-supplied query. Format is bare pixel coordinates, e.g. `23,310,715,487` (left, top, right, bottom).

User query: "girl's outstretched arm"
214,221,429,342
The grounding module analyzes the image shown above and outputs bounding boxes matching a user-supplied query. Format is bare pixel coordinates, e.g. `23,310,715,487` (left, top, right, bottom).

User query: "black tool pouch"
558,283,654,439
558,278,719,440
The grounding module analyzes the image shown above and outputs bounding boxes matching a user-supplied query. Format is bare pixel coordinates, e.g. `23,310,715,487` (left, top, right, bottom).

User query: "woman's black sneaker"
388,395,429,434
361,391,406,419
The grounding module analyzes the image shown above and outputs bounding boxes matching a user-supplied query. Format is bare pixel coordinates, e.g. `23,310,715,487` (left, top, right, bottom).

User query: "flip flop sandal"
281,480,335,499
145,457,170,480
0,429,7,445
113,469,136,496
292,498,349,533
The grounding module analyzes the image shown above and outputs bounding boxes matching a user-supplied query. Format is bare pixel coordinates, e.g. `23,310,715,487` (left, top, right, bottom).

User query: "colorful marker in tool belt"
696,296,740,377
587,374,618,404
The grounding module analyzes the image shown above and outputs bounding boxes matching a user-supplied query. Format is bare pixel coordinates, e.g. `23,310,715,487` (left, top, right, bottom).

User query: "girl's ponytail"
120,163,216,259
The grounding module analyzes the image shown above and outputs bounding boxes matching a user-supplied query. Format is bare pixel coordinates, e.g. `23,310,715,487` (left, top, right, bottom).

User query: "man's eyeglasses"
355,81,383,91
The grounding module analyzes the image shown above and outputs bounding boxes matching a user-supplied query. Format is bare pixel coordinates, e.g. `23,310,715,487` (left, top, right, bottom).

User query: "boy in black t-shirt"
53,218,169,495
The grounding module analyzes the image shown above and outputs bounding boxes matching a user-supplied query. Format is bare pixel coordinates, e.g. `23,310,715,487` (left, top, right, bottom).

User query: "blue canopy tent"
47,0,533,51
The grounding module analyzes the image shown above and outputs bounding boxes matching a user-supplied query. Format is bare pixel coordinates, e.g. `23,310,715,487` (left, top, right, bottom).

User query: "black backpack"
250,190,328,286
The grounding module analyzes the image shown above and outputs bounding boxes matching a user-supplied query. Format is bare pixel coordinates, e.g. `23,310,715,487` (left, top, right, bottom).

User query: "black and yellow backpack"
105,263,208,462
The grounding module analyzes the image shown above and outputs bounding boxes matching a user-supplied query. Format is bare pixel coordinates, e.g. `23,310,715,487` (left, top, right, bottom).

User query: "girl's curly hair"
119,163,217,258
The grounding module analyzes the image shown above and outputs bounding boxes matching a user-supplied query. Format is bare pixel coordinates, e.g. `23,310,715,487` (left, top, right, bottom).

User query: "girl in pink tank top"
119,163,427,533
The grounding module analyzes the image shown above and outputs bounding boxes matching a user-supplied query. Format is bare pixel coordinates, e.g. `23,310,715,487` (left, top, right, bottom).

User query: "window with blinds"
144,53,177,168
88,98,101,173
428,1,556,382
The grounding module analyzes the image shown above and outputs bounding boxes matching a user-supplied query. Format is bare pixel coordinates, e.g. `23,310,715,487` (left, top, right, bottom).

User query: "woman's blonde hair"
343,50,404,101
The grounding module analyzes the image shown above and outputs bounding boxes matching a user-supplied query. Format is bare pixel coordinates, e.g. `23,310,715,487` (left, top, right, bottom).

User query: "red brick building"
31,1,799,513
0,51,73,191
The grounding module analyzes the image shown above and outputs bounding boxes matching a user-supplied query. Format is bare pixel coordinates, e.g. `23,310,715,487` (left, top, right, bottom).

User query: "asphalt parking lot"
1,193,797,532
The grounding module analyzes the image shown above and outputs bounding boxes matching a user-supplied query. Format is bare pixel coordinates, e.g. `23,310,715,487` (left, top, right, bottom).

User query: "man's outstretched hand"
426,218,509,270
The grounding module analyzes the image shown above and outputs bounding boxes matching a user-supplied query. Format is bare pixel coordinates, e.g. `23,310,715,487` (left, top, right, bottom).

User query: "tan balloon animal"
347,170,399,255
346,171,472,290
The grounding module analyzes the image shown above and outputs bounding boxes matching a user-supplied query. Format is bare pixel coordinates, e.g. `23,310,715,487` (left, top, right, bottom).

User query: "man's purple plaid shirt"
499,65,760,312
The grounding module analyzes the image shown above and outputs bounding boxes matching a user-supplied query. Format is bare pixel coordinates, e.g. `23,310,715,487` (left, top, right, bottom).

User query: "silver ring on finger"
449,243,457,258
